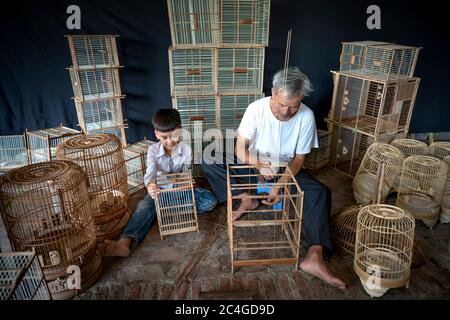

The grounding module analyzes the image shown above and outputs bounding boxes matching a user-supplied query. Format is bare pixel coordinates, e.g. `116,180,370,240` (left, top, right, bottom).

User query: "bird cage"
25,126,82,164
328,122,375,177
440,156,450,224
330,72,420,136
56,134,130,241
331,205,364,255
339,42,420,81
0,251,51,300
226,164,303,273
69,67,122,102
354,204,415,297
304,129,332,171
390,139,429,193
0,134,28,173
220,0,271,46
123,138,156,194
74,97,127,146
352,143,403,204
396,155,448,229
428,141,450,160
217,47,265,94
169,47,216,96
218,93,264,134
0,161,102,299
154,171,199,239
167,0,220,48
66,35,120,69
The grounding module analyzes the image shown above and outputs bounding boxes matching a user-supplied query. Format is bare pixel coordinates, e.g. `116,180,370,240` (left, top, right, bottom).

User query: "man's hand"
147,183,160,199
261,186,281,206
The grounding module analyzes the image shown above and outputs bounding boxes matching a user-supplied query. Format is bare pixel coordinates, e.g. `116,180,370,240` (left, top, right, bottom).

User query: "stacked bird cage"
123,138,156,194
66,35,127,146
328,41,421,177
354,204,415,297
428,141,450,160
440,156,450,224
167,0,270,169
0,134,28,173
0,161,102,299
56,134,130,241
396,155,448,229
0,251,51,300
226,164,303,273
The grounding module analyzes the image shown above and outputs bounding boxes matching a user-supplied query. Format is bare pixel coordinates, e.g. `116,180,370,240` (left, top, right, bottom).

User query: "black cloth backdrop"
1,0,449,143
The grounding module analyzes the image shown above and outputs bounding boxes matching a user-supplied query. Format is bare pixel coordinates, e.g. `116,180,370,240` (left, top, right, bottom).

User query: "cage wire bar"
66,35,120,69
0,251,51,300
25,126,82,164
330,72,420,137
304,129,332,171
226,164,303,273
154,171,199,239
123,138,156,194
440,156,450,224
56,134,130,241
0,134,28,173
0,161,102,299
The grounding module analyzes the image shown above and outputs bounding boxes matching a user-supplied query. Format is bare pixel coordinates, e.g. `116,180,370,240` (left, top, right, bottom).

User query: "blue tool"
256,179,283,210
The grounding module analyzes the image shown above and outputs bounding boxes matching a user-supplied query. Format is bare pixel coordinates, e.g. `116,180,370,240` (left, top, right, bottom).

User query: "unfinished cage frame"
123,138,156,194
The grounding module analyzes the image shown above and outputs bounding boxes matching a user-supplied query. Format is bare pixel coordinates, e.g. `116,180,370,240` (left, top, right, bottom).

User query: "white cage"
172,95,218,135
69,67,122,102
0,134,28,173
66,35,120,69
123,139,156,194
428,141,450,160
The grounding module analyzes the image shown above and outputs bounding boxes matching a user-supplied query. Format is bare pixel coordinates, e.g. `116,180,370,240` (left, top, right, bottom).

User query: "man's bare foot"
100,238,132,257
232,192,259,221
300,245,346,290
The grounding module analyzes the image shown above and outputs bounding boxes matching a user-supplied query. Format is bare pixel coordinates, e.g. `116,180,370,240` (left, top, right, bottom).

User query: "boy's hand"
147,183,160,199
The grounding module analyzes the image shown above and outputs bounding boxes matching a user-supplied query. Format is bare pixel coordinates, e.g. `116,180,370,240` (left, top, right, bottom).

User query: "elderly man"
202,67,345,290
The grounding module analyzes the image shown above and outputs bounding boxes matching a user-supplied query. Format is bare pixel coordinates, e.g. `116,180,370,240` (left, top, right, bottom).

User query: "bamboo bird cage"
440,156,450,224
390,139,429,193
66,35,120,69
329,72,420,137
154,171,200,240
428,141,450,160
396,155,448,229
172,95,218,134
352,143,403,204
0,251,51,300
226,164,303,273
0,161,102,299
304,129,332,171
123,138,156,194
354,204,415,297
56,134,130,241
0,134,28,173
339,42,421,81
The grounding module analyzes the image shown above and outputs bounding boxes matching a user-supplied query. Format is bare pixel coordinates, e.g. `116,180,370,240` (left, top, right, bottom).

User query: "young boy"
100,108,217,257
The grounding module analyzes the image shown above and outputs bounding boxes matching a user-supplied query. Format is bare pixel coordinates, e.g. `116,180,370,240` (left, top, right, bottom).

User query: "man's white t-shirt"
237,96,319,165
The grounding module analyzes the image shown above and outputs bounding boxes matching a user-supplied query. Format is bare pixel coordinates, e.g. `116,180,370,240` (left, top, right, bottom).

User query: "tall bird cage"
154,171,200,240
396,155,448,229
428,141,450,160
56,134,130,241
0,134,28,173
123,138,155,194
226,165,304,273
0,251,51,300
0,161,102,299
390,139,429,193
440,156,450,224
352,143,403,204
354,204,415,297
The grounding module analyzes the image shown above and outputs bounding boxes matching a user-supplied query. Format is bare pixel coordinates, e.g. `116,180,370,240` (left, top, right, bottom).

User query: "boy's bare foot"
300,245,346,290
232,192,260,221
100,238,132,257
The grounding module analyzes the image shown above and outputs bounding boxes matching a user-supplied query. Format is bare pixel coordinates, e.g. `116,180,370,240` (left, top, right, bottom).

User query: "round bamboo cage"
331,205,365,255
56,134,130,241
428,141,450,160
0,161,102,299
396,155,448,229
390,139,429,193
440,155,450,224
352,143,403,204
354,204,415,298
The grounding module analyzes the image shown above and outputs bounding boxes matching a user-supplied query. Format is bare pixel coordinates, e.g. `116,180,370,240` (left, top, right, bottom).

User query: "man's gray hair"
272,66,313,98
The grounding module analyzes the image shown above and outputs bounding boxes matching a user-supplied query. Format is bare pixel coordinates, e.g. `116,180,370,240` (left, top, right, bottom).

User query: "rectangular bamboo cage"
220,0,271,46
154,171,199,239
172,95,218,135
0,251,51,300
66,35,120,69
167,0,220,48
25,126,82,164
339,41,421,81
123,138,156,194
226,165,303,273
304,129,332,171
0,134,28,173
69,67,122,102
330,72,420,136
217,47,265,94
169,47,216,95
